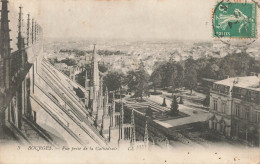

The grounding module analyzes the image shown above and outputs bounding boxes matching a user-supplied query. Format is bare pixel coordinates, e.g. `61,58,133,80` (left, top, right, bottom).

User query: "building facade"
209,75,260,147
0,0,46,142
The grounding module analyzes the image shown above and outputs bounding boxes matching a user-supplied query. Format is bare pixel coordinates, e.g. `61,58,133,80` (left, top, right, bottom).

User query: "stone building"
0,0,148,148
0,1,46,143
85,45,149,149
209,75,260,147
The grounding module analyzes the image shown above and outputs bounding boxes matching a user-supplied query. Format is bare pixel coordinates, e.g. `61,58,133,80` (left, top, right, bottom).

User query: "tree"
179,96,183,104
170,95,179,116
126,60,149,101
218,59,236,80
60,58,76,66
76,70,87,87
104,71,124,92
169,56,178,93
135,61,149,100
162,98,167,107
184,57,197,94
126,70,138,93
98,63,108,73
203,94,210,107
202,63,220,79
150,71,162,93
146,107,153,117
175,63,184,89
150,60,184,92
160,62,170,89
169,64,178,95
184,68,197,94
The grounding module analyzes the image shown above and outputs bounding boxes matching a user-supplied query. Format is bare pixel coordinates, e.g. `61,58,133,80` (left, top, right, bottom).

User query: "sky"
8,0,215,41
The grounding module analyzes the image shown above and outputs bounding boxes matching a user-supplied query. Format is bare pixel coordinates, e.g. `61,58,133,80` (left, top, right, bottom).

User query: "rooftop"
215,76,260,91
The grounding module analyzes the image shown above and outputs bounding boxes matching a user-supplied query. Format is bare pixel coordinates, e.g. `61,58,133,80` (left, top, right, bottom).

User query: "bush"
146,107,153,117
203,94,210,107
162,98,167,107
170,95,179,116
179,96,184,104
150,91,162,95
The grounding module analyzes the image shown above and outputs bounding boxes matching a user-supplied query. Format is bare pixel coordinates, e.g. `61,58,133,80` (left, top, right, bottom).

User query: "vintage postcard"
0,0,260,163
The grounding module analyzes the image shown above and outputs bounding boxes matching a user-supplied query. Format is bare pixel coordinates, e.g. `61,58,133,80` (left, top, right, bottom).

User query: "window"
235,104,240,117
33,111,37,122
220,123,225,134
214,100,218,111
213,121,217,130
257,112,259,123
245,110,249,120
222,102,226,113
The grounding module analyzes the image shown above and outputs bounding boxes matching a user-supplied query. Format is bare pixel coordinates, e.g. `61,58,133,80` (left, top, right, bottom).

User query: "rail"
34,82,106,146
41,59,86,107
41,62,89,116
37,69,87,120
30,95,85,145
42,58,87,92
38,70,107,145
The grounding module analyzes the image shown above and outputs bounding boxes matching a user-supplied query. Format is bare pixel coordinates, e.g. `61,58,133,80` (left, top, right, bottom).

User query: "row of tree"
60,49,126,56
151,56,197,94
150,52,260,94
74,51,260,101
103,60,149,101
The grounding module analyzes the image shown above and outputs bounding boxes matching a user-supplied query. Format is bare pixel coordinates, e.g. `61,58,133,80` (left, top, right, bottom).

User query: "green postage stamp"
213,2,257,38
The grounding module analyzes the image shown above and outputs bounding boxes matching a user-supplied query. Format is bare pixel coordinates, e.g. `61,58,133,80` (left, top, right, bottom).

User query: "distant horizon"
43,36,214,43
43,36,260,46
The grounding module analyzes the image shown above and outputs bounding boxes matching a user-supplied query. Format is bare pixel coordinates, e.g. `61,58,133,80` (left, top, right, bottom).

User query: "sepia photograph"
0,0,259,163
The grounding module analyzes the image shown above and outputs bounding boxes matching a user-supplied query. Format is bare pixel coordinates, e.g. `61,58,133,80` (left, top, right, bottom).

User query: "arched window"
213,119,217,130
214,100,218,111
220,122,226,135
235,104,240,117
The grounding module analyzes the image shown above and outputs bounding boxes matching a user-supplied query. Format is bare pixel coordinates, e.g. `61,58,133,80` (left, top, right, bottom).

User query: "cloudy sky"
9,0,215,41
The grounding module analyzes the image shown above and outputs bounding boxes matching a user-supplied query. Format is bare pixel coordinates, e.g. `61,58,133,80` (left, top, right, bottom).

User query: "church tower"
144,121,149,150
109,91,120,143
84,69,90,107
31,18,34,44
119,101,124,140
96,76,104,125
85,69,89,89
103,87,109,116
110,91,116,127
0,0,12,91
91,44,100,89
17,6,26,70
130,109,136,148
34,21,37,42
101,87,110,138
90,44,99,116
26,14,30,46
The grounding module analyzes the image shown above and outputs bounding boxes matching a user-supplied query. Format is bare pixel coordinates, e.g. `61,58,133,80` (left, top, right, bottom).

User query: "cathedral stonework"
85,45,149,149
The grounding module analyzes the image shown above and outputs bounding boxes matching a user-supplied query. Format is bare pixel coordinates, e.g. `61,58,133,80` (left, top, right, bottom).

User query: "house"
209,75,260,147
